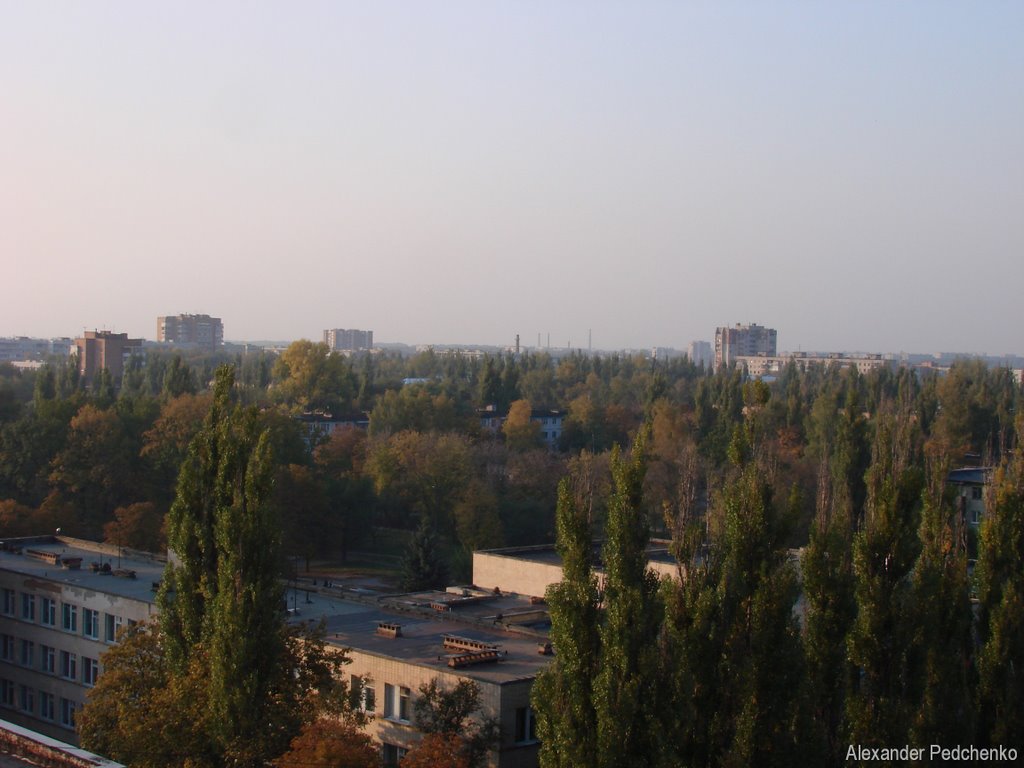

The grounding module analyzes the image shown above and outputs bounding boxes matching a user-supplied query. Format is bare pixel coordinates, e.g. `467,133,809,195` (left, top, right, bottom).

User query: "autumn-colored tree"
103,501,165,553
503,399,542,452
49,404,138,535
276,718,378,768
272,340,356,414
401,734,471,768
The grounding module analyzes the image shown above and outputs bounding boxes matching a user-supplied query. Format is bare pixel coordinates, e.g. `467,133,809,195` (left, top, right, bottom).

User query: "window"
383,683,394,718
39,692,55,721
60,650,77,680
364,684,376,714
41,598,55,626
0,679,13,707
83,657,99,686
515,706,538,743
19,639,33,668
1,589,14,616
62,603,77,633
351,676,376,713
104,613,123,643
21,594,35,622
399,686,410,722
1,634,14,662
83,608,99,639
18,684,33,714
60,697,77,729
382,744,408,767
41,645,55,674
972,486,983,501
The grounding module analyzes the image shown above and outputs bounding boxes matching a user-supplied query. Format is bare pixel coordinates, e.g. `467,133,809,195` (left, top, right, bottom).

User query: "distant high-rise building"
157,314,223,350
73,331,142,384
714,323,777,369
687,340,713,368
323,328,373,352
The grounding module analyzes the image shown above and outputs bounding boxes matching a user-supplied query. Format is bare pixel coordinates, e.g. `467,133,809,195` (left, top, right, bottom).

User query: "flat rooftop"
289,587,552,685
0,536,165,604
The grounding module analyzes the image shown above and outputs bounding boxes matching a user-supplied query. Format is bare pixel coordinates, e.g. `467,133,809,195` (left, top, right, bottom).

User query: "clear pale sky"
2,2,1021,354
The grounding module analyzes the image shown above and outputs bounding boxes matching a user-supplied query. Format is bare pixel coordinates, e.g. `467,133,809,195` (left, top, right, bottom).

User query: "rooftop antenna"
589,329,592,353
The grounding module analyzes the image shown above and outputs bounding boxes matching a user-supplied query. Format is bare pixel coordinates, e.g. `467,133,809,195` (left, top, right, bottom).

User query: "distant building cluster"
324,328,373,352
715,323,777,370
0,338,72,363
156,314,223,351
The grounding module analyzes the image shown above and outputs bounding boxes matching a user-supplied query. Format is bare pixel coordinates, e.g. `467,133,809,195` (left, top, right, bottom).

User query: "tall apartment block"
714,323,777,370
687,340,713,368
156,314,223,351
324,328,373,352
73,331,142,385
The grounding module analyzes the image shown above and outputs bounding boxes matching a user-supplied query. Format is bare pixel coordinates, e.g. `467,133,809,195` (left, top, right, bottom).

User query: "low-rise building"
472,542,680,599
304,586,548,768
477,409,565,449
737,351,893,378
0,537,162,744
948,467,992,526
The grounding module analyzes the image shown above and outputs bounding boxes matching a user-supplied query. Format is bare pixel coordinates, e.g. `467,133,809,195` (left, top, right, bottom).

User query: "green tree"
975,412,1024,747
401,516,448,591
412,679,500,768
593,427,663,768
909,451,974,748
532,476,601,768
845,412,923,751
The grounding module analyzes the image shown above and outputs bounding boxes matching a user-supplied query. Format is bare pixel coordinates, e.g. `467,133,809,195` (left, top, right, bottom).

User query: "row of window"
1,590,124,641
0,679,77,729
0,634,99,685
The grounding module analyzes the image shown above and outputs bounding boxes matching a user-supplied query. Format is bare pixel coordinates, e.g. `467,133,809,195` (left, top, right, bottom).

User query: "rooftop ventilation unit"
443,635,498,653
376,621,403,638
447,649,501,668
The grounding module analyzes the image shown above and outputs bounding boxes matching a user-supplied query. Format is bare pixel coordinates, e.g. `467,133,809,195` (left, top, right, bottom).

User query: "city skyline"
2,3,1022,355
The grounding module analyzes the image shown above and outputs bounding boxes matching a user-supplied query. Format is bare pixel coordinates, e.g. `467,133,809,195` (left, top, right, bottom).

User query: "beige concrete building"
301,586,548,768
324,329,373,352
156,314,223,350
472,543,680,599
737,351,894,378
714,323,777,370
0,537,162,744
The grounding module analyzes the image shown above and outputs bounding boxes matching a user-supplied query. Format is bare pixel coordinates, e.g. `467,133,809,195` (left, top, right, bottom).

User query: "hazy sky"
2,2,1022,354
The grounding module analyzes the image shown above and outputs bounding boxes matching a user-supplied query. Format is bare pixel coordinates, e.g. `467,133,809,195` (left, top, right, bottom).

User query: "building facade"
0,537,162,744
714,323,777,370
324,329,373,352
156,314,223,350
72,332,143,386
0,338,74,363
737,351,893,378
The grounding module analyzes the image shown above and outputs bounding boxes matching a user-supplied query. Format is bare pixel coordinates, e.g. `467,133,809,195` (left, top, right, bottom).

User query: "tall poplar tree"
845,412,923,749
532,477,601,768
594,427,663,768
159,366,236,666
155,365,312,765
975,411,1024,747
909,451,973,747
